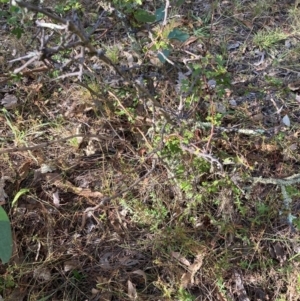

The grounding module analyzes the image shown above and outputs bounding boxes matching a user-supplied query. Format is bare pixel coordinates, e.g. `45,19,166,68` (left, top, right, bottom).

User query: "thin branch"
9,51,38,63
35,20,67,30
191,121,274,136
163,0,170,26
13,55,40,74
15,0,68,26
54,71,82,81
180,142,224,173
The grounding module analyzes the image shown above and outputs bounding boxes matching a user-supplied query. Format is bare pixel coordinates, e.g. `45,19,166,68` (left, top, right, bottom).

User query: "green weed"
253,28,289,49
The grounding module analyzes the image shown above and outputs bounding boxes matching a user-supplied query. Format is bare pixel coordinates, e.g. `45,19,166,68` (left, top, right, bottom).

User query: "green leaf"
0,207,13,264
11,188,30,208
11,27,24,39
134,9,156,23
0,206,9,222
168,28,189,42
10,5,20,13
157,48,170,63
155,7,165,22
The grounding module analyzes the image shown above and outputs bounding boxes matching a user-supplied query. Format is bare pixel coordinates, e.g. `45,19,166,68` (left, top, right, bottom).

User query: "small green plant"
124,5,191,64
176,287,195,301
264,75,284,87
0,271,15,294
54,0,82,13
192,14,211,39
120,192,169,231
105,45,120,64
180,53,230,101
68,137,80,148
215,277,227,298
253,28,289,49
71,270,86,282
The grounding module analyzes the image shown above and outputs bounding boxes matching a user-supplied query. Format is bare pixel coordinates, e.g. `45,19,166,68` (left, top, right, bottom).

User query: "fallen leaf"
233,270,250,301
0,176,14,202
132,269,147,284
41,163,56,173
282,114,290,127
227,41,242,50
288,80,300,91
251,113,264,122
18,161,31,179
1,94,18,109
182,36,198,47
272,242,286,264
128,280,137,300
253,51,265,66
180,253,204,288
171,251,191,266
64,260,80,272
123,51,134,67
91,288,100,295
33,267,51,281
52,190,60,207
261,143,278,152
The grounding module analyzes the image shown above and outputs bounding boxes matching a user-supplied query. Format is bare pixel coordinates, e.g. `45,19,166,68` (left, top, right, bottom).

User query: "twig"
245,173,300,229
192,121,273,136
162,0,170,26
15,1,72,29
252,174,300,186
180,142,223,174
13,55,40,74
35,20,67,30
157,50,174,65
233,270,250,301
9,51,38,63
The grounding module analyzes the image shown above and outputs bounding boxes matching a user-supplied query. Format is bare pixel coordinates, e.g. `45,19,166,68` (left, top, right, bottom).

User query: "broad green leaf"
168,28,189,42
11,188,30,208
0,207,13,264
134,9,156,23
10,5,20,13
155,7,165,22
0,206,9,222
157,48,170,63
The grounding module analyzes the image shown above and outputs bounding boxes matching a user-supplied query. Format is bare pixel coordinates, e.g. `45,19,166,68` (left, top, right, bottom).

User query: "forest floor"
1,0,300,300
